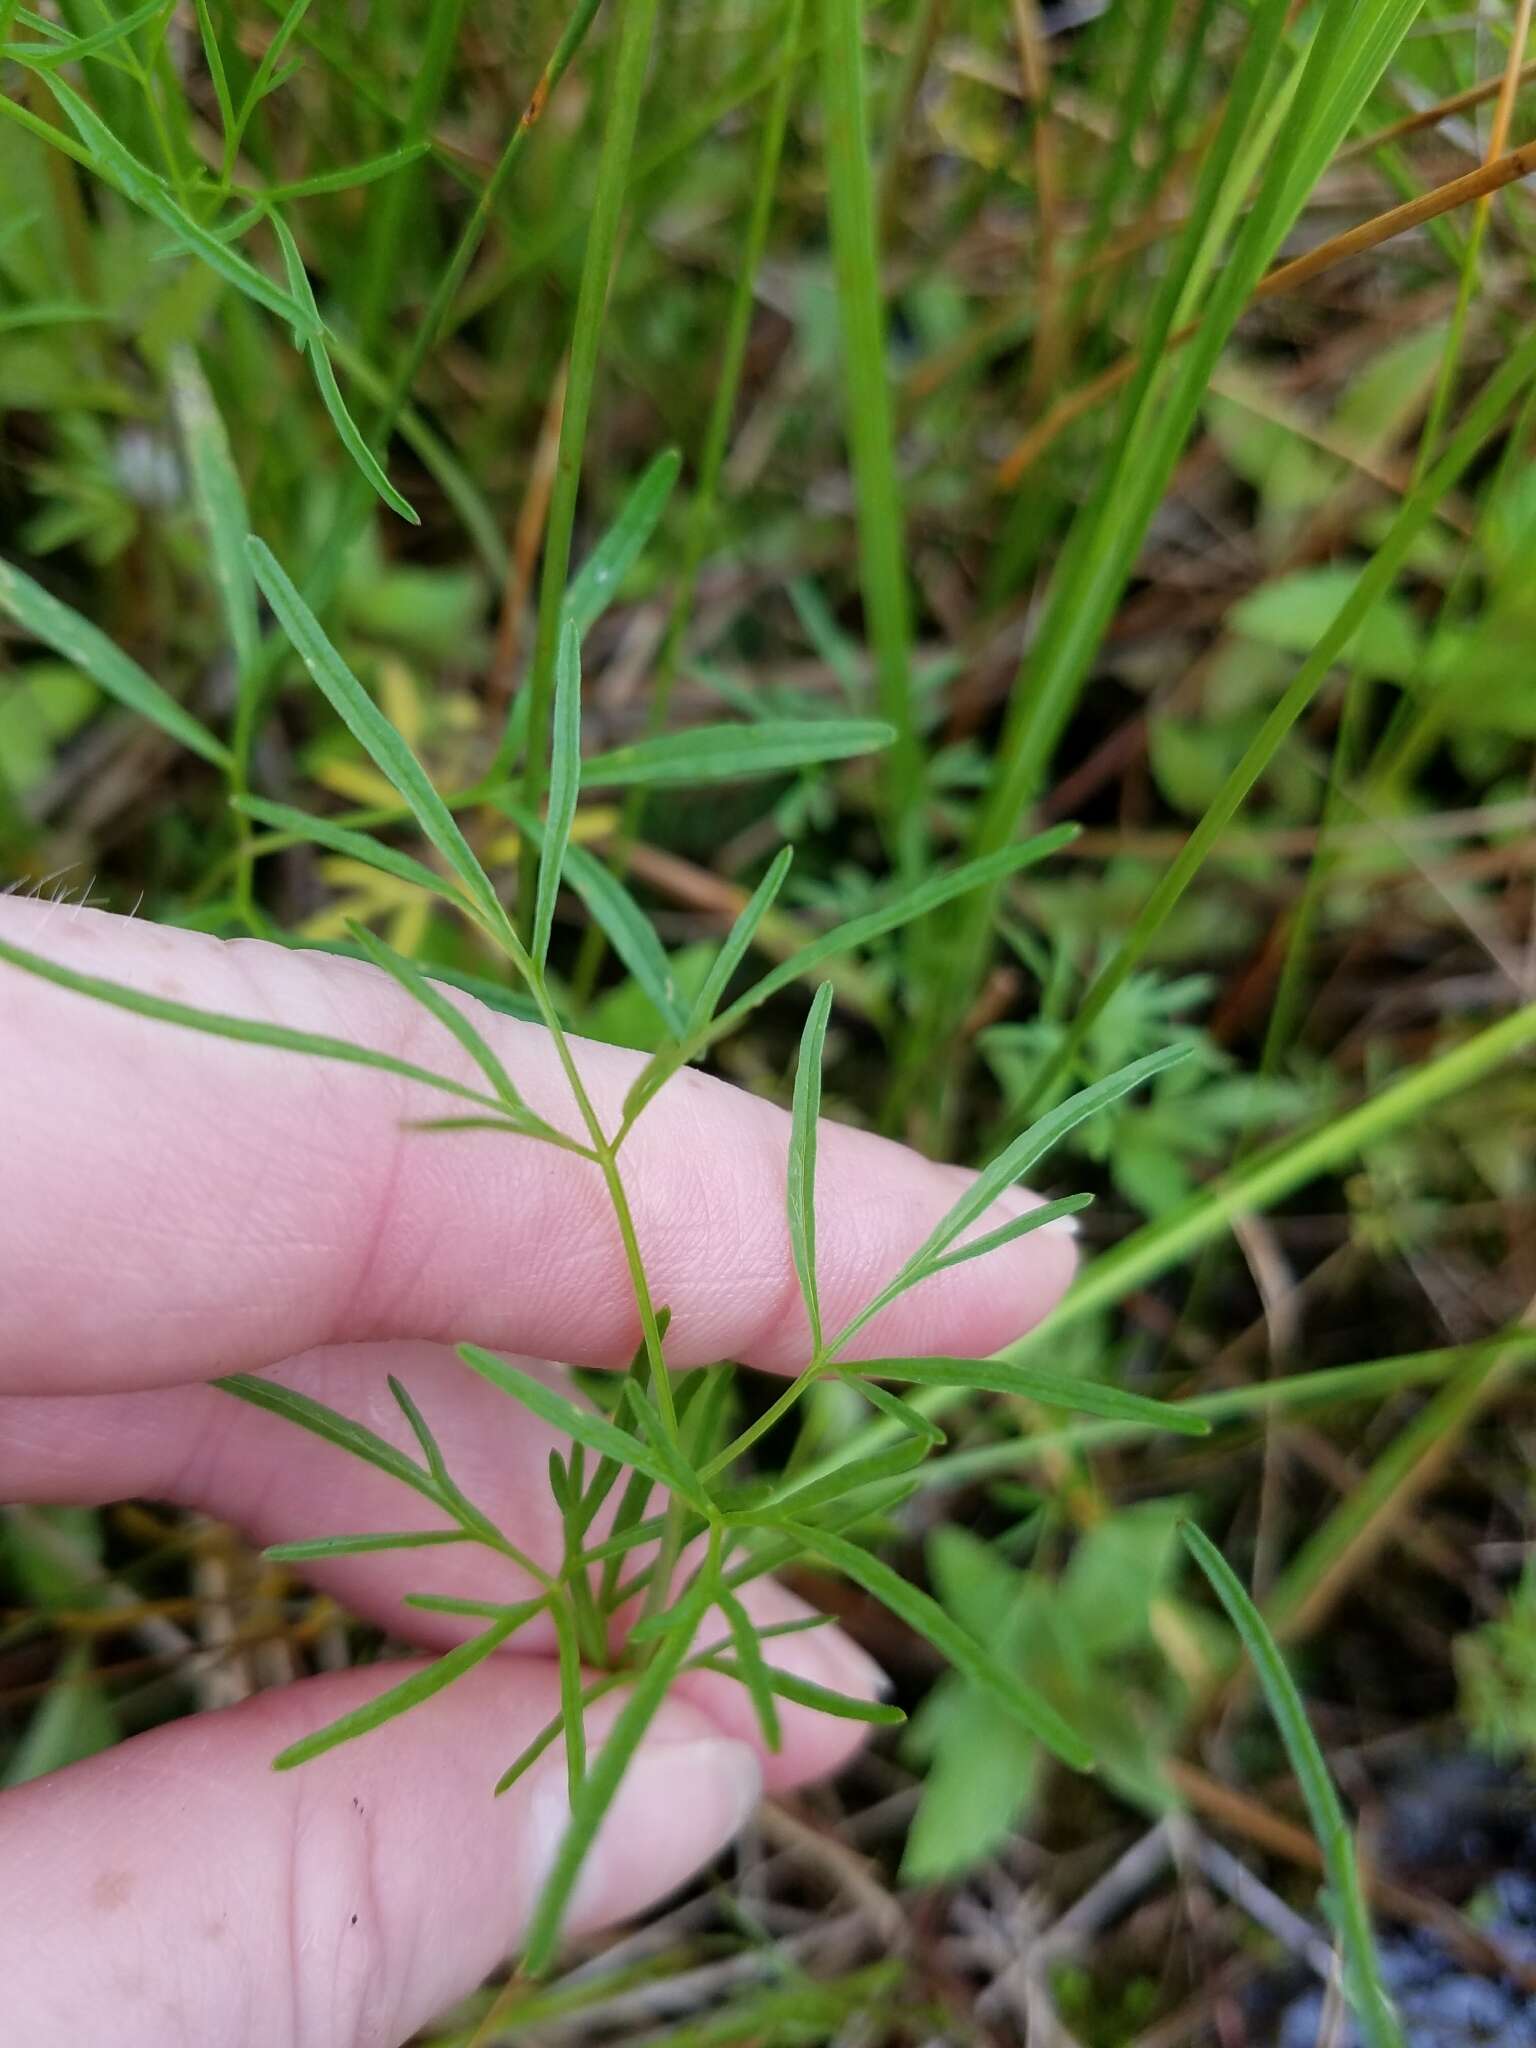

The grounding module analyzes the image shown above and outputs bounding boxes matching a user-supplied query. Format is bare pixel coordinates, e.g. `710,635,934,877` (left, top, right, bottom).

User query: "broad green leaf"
533,618,582,971
1230,569,1421,681
457,1347,672,1496
0,934,504,1112
688,846,794,1033
44,77,318,335
691,1654,904,1727
788,983,834,1356
1181,1523,1405,2048
522,1541,722,1972
564,449,682,638
581,718,895,790
218,1374,438,1505
268,211,419,524
169,347,259,682
265,1530,472,1562
245,538,510,940
861,1358,1209,1435
0,555,229,768
273,1611,528,1769
783,1522,1094,1772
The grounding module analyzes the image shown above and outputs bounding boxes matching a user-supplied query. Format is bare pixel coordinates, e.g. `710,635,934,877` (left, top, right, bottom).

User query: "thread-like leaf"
717,1585,782,1752
691,1656,905,1727
457,1347,672,1496
345,923,535,1122
168,348,258,683
265,1530,472,1562
688,846,794,1032
218,1375,438,1505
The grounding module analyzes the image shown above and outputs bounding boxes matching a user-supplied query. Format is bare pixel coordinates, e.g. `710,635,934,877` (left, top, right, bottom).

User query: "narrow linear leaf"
746,1437,930,1523
533,618,583,971
716,1585,782,1753
235,795,468,910
346,923,535,1121
788,983,835,1356
863,1359,1209,1436
245,538,509,939
692,1655,905,1727
620,1383,714,1516
494,1673,627,1798
260,142,431,202
265,1530,472,1562
581,718,895,790
920,1193,1093,1277
2,0,169,69
688,845,794,1033
44,77,317,334
523,1543,723,1972
385,1375,507,1545
0,556,229,768
273,1612,523,1769
783,1522,1095,1772
404,1593,542,1620
218,1374,439,1505
168,347,258,681
1181,1522,1405,2048
457,1347,671,1496
509,804,685,1036
0,935,504,1112
564,449,682,638
268,211,419,524
843,1375,946,1446
551,1601,587,1804
191,0,235,146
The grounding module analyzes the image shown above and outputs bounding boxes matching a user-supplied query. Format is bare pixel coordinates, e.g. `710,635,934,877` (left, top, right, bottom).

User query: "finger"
0,1341,885,1790
0,1659,762,2048
0,901,1075,1395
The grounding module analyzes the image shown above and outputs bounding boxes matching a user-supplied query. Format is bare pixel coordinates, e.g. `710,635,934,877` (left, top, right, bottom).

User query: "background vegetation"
3,0,1536,2041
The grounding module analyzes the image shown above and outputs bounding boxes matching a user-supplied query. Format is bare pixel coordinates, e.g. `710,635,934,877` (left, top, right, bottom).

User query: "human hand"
0,899,1074,2047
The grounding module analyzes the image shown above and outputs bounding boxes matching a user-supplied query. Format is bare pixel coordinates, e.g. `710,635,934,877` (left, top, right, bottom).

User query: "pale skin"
0,898,1075,2048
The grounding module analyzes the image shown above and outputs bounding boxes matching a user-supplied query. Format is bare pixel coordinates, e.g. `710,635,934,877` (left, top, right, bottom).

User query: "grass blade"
788,983,835,1356
563,448,682,638
784,1522,1093,1771
533,619,583,971
579,717,895,790
0,557,229,769
272,1611,524,1770
1181,1523,1405,2048
245,537,510,941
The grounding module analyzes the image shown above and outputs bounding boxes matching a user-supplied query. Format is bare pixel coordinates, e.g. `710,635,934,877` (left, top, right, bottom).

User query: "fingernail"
525,1735,762,1939
806,1626,893,1702
1040,1209,1079,1238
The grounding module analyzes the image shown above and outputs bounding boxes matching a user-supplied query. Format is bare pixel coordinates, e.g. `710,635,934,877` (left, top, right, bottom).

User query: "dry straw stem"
996,134,1536,487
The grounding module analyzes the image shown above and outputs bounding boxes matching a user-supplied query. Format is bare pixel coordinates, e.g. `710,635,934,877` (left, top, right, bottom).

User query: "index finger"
0,899,1074,1395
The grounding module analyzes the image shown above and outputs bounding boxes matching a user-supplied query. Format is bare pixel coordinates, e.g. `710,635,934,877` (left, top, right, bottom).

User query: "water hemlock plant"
0,525,1212,1974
